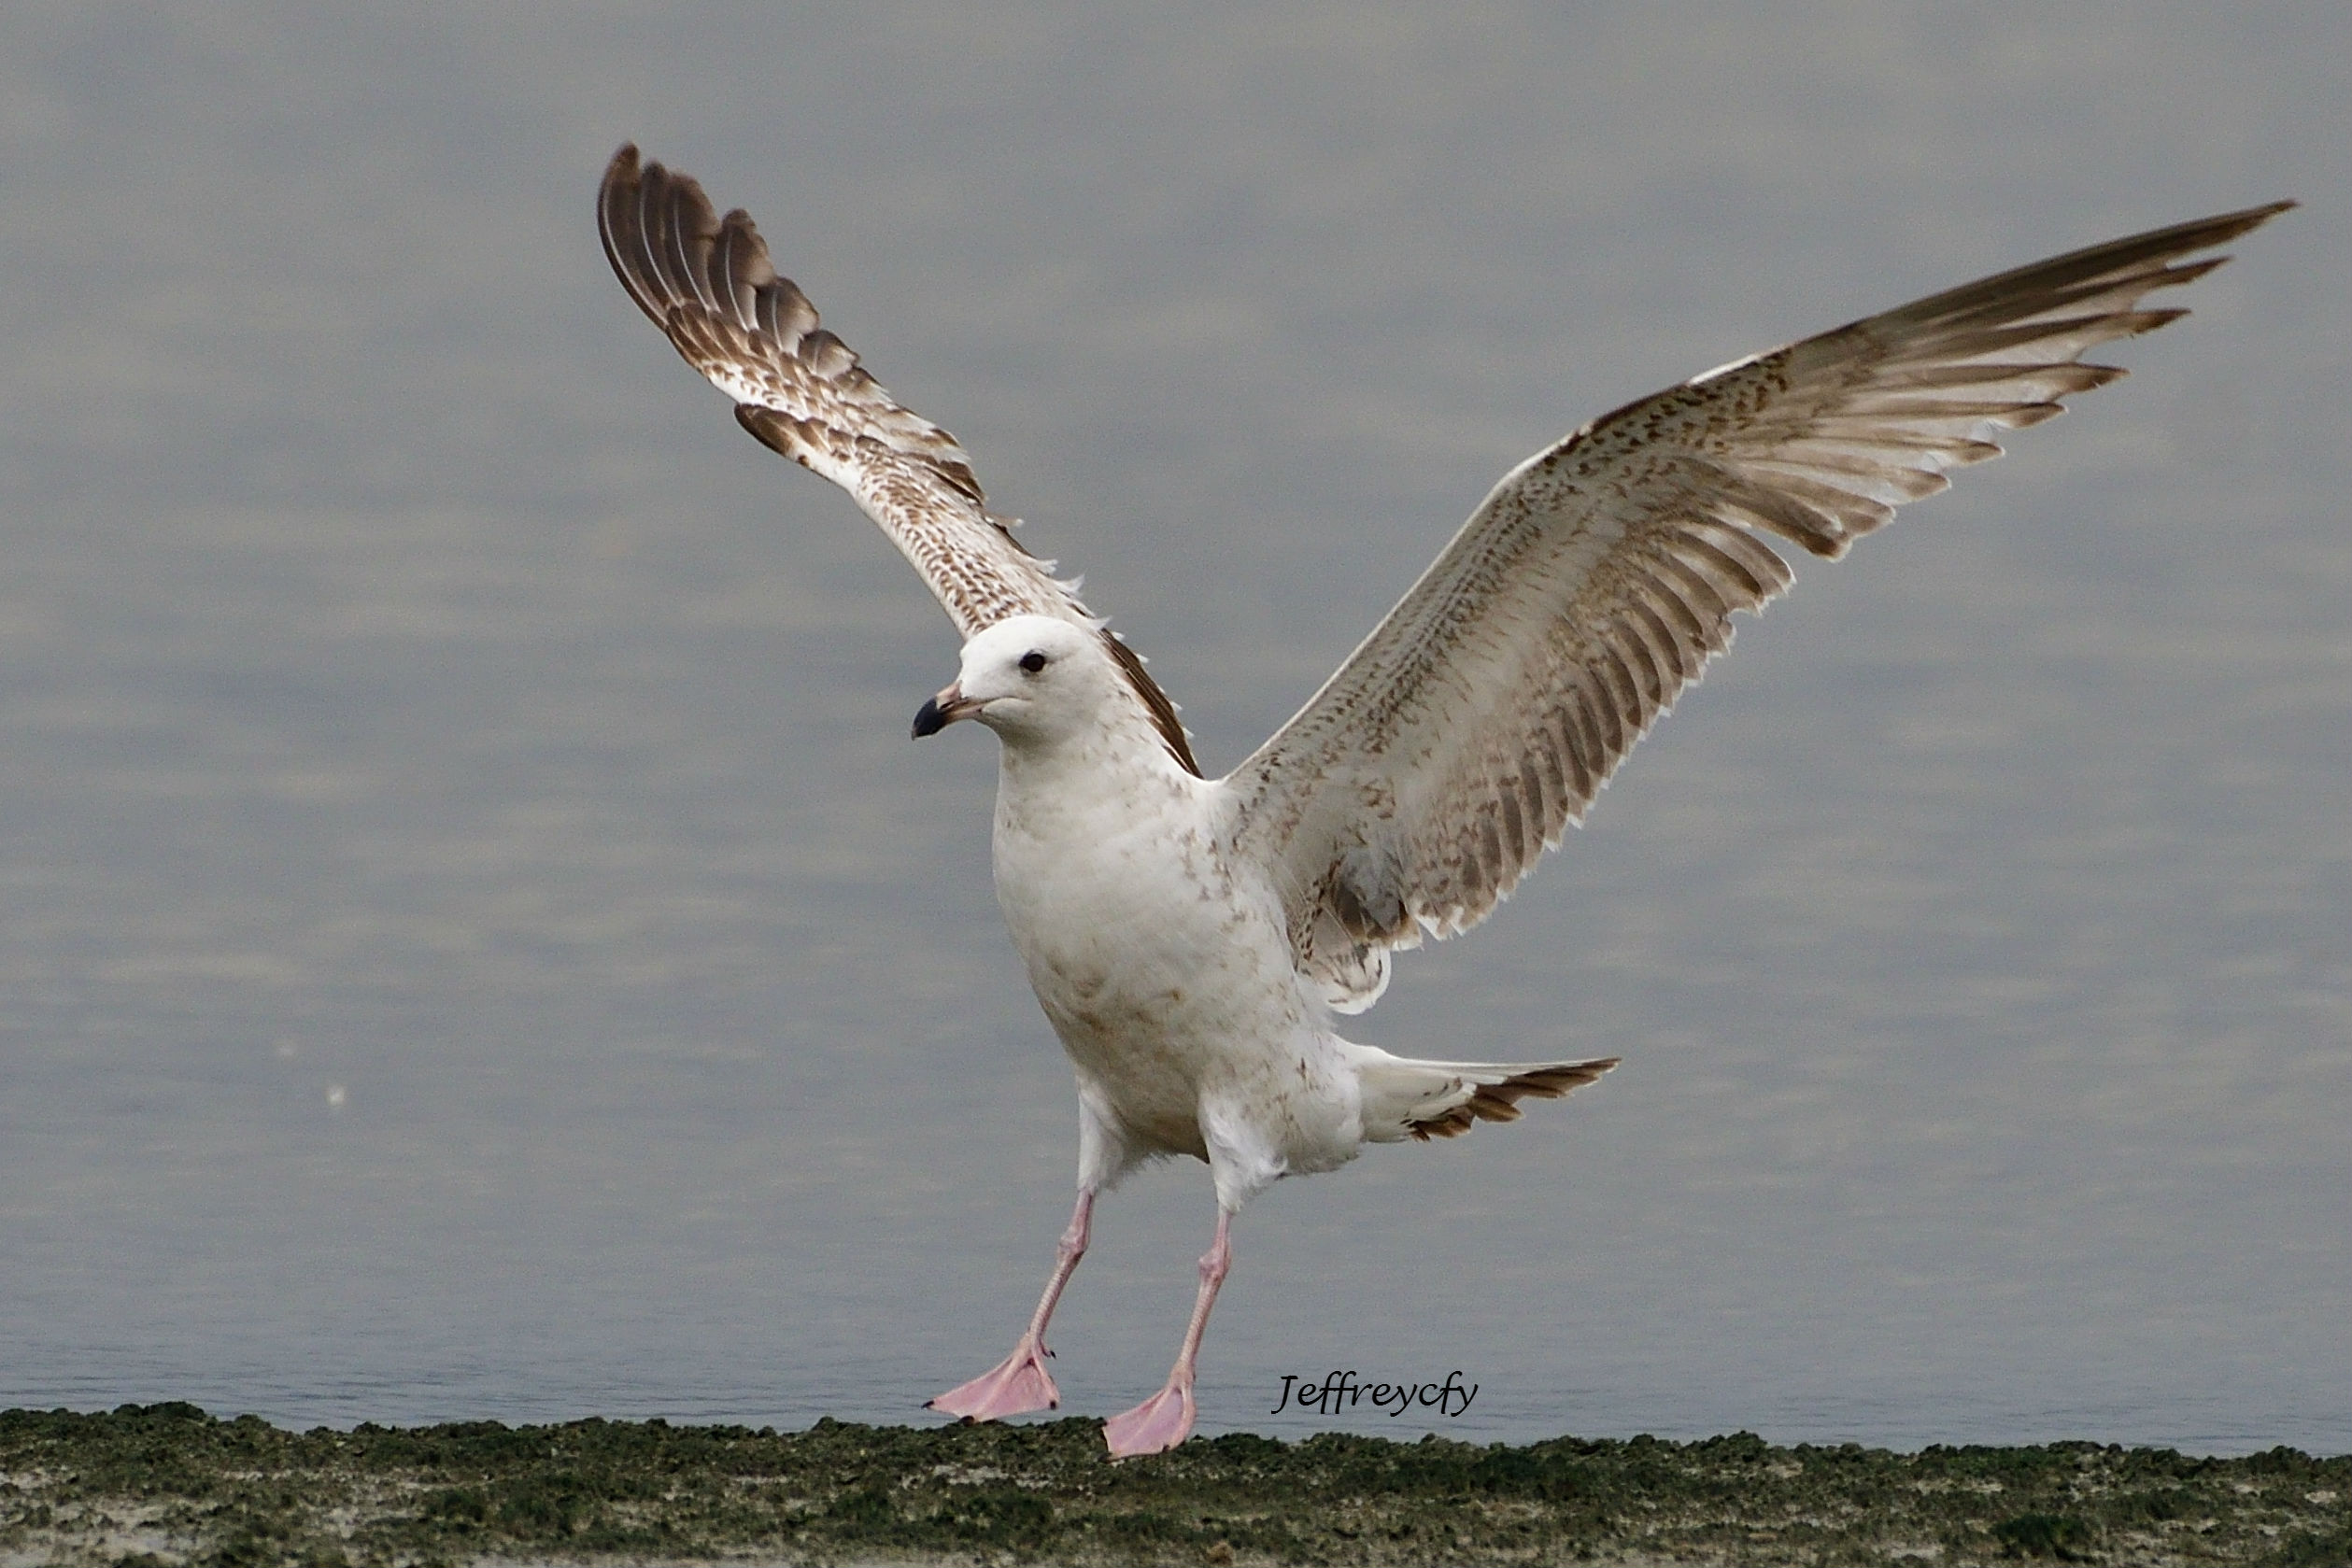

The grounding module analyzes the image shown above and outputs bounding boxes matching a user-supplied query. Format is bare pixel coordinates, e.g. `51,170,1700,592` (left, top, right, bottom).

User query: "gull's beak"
911,680,985,739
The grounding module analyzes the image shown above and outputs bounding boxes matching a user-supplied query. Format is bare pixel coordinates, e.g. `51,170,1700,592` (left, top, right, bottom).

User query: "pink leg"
1102,1208,1233,1458
928,1190,1094,1421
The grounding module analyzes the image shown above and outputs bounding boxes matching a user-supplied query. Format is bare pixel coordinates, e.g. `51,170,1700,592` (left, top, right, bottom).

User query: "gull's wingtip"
2200,198,2298,245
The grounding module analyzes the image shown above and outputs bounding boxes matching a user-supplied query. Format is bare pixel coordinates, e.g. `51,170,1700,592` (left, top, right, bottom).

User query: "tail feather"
1348,1047,1619,1143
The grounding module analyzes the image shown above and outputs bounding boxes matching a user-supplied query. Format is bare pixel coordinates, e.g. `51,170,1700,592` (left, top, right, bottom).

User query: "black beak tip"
911,697,946,740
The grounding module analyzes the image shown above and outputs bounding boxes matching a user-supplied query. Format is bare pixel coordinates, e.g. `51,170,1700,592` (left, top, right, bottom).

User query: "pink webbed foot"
1103,1377,1197,1458
1105,1207,1233,1458
931,1190,1095,1422
927,1337,1061,1421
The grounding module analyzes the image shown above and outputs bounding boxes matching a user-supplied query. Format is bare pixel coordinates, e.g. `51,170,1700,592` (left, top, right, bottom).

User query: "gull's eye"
1019,651,1048,674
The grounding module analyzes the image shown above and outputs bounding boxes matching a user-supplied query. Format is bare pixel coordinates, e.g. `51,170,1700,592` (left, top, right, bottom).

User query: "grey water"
5,5,2349,1462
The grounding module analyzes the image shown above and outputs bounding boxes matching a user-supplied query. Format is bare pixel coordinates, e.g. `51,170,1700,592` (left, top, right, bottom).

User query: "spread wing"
598,145,1197,773
1223,201,2292,1013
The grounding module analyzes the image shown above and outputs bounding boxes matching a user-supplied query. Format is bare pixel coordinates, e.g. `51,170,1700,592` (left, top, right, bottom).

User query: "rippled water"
4,5,2347,1467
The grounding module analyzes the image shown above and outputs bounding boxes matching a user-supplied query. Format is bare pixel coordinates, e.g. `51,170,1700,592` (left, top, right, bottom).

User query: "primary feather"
598,145,1197,774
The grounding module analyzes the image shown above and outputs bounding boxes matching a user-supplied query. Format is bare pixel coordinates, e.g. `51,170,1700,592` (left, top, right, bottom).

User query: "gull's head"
911,614,1114,749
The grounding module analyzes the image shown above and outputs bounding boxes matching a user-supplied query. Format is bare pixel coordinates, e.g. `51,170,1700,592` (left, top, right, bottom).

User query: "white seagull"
598,146,2287,1457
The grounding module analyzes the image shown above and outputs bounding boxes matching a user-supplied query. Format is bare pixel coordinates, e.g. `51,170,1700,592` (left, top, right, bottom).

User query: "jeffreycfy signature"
1271,1370,1478,1419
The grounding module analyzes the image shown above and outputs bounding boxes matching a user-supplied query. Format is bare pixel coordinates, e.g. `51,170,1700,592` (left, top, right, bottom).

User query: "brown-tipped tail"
1409,1057,1620,1140
1349,1045,1618,1144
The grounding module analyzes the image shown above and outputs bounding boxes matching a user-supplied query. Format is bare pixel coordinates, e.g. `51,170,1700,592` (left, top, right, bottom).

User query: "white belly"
991,760,1356,1168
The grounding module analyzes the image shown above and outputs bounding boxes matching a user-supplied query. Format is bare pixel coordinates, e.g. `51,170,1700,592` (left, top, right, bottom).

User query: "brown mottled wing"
598,145,1197,773
1224,201,2291,1013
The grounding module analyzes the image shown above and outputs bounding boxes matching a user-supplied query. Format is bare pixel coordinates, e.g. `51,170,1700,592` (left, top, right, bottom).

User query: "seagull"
597,145,2287,1457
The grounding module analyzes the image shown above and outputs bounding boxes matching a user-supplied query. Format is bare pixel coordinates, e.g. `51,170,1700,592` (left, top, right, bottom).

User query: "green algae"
3,1404,2346,1566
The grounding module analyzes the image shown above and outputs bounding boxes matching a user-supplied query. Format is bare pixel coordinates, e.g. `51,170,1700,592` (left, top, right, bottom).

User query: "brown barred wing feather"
1223,201,2291,1012
598,145,1197,774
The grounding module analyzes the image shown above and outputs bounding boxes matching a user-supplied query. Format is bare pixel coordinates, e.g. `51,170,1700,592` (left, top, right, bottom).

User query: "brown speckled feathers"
598,145,1197,775
1225,201,2292,1012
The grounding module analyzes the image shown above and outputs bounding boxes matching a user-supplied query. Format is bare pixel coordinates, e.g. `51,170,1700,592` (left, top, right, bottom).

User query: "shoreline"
5,1403,2346,1566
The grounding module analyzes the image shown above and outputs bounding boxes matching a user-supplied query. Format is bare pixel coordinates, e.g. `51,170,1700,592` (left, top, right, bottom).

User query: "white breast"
989,739,1349,1165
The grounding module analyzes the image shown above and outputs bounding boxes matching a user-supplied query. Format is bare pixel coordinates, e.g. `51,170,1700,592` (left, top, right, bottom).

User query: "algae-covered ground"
4,1405,2348,1568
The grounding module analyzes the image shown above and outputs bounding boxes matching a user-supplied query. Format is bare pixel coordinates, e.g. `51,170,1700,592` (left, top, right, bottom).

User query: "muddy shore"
5,1404,2346,1566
